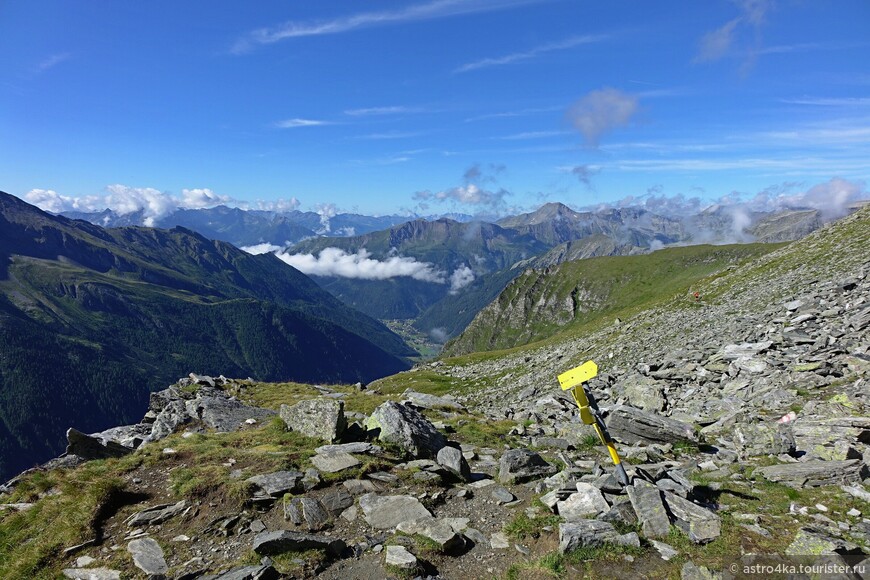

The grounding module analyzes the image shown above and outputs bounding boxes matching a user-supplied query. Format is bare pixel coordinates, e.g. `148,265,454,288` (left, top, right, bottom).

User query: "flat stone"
385,545,417,570
246,471,304,497
556,483,610,521
490,532,511,549
558,520,620,553
128,500,187,527
211,565,281,580
62,569,122,580
756,460,869,488
491,486,515,504
311,452,361,473
402,389,464,411
650,540,679,561
284,497,330,531
606,405,697,445
66,428,132,460
280,399,346,442
127,537,167,577
320,490,354,515
358,494,432,529
627,479,670,539
498,449,557,484
343,479,380,495
681,561,720,580
314,442,378,455
397,518,464,552
252,530,346,557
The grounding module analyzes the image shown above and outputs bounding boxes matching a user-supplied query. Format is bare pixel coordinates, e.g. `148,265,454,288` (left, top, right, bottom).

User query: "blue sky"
2,0,869,218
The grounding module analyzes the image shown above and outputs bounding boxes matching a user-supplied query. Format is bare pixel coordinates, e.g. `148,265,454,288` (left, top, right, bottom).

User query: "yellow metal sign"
558,360,630,486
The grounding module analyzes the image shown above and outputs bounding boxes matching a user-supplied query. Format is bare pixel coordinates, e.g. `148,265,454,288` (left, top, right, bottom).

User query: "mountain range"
0,191,414,480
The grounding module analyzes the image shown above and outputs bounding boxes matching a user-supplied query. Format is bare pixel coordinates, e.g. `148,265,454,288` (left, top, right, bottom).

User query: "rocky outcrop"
365,401,446,458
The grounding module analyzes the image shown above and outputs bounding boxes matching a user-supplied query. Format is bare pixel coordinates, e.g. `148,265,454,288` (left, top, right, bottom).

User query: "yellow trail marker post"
558,360,630,487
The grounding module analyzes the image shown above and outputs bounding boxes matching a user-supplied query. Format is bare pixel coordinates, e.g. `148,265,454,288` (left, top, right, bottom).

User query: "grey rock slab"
284,497,330,531
402,389,464,411
498,449,557,484
490,486,515,504
128,500,187,527
311,452,361,473
62,569,122,580
211,565,280,580
650,540,679,561
785,527,859,556
841,485,870,503
756,460,869,488
343,479,380,495
358,493,432,529
626,479,671,539
246,471,304,497
385,545,417,569
397,518,464,552
252,530,346,557
680,561,721,580
663,492,721,544
314,442,378,455
718,341,773,360
556,482,610,521
320,489,354,515
148,399,189,441
279,399,346,442
192,391,276,433
606,405,697,445
558,520,620,553
490,532,511,549
127,537,167,577
66,428,132,460
365,401,446,459
436,444,471,482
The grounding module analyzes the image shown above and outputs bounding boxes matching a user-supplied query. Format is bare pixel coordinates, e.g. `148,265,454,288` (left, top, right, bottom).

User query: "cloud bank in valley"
276,248,447,283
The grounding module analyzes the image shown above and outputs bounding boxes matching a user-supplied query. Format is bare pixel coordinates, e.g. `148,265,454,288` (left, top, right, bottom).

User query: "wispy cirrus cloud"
232,0,545,53
464,105,561,123
274,118,333,129
455,34,608,73
497,130,569,140
344,105,429,116
35,52,72,73
694,0,774,70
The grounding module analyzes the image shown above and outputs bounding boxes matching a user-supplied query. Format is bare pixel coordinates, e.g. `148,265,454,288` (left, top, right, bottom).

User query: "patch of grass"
504,510,562,541
446,417,516,448
578,434,600,450
0,468,126,579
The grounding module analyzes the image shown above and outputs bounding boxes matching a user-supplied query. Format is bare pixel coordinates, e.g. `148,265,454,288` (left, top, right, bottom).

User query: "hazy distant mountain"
0,191,413,480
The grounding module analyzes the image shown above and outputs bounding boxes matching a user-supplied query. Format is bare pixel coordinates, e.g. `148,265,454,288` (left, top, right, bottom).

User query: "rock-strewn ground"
1,208,869,579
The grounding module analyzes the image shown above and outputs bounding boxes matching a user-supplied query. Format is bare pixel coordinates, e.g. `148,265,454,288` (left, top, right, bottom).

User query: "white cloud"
694,0,774,67
274,118,332,128
240,243,283,255
232,0,544,52
277,247,446,283
566,88,639,147
344,106,427,116
24,184,234,224
36,52,72,73
181,188,231,208
256,197,301,212
780,97,870,107
498,130,569,140
449,265,475,293
456,34,608,73
315,202,338,233
415,184,509,208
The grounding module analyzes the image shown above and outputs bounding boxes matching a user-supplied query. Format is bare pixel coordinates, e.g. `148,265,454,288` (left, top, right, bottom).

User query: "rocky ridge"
1,208,869,579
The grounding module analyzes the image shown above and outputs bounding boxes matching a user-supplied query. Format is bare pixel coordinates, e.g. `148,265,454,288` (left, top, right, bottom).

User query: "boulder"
730,420,796,457
606,405,697,445
358,494,432,529
620,374,667,412
436,444,471,482
190,389,276,432
252,530,345,557
365,402,446,458
127,537,167,578
663,492,721,543
756,460,869,488
314,442,379,455
498,449,557,484
65,428,132,460
279,399,346,443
